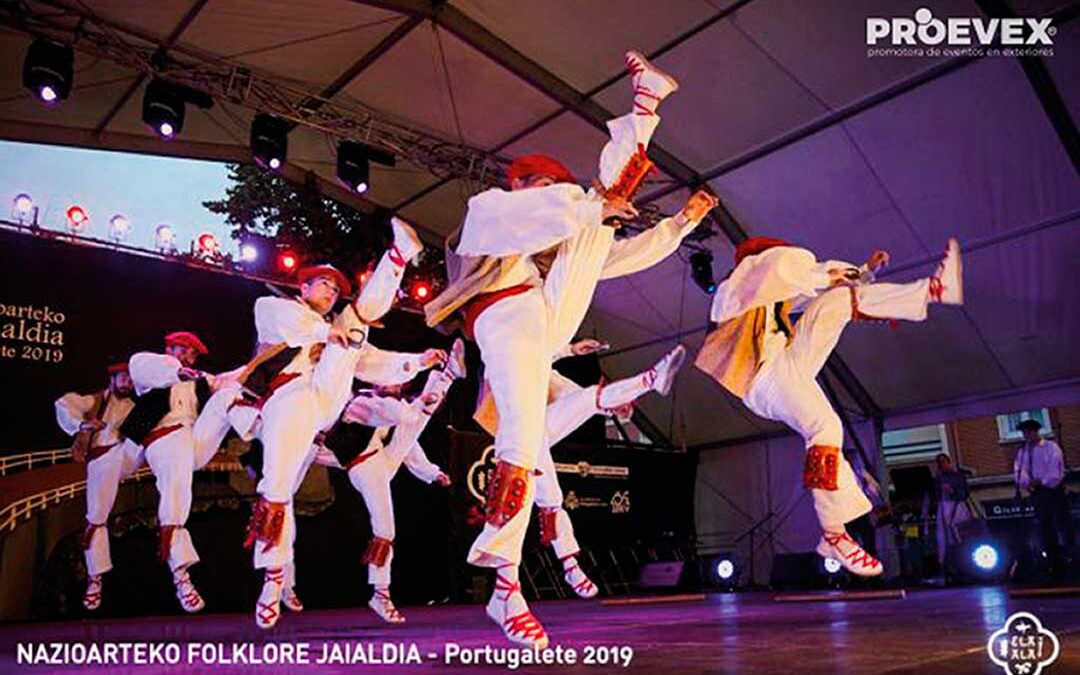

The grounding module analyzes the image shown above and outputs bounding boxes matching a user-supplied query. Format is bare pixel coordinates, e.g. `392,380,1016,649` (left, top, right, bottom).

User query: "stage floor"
1,586,1077,674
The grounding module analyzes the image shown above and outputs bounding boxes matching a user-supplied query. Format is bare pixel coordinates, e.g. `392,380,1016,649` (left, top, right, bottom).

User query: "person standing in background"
1014,418,1069,579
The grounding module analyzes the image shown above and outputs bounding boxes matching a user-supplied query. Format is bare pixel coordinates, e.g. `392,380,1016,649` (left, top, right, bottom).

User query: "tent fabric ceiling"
1,0,1076,447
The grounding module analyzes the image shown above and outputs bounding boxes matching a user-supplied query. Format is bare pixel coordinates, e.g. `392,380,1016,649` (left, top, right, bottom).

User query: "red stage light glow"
278,250,298,272
411,280,431,301
197,232,220,255
65,205,87,228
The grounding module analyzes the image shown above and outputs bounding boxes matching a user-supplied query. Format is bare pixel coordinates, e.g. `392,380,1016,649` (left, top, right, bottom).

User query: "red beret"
297,264,351,296
506,154,576,186
107,362,129,375
164,331,209,355
734,236,791,266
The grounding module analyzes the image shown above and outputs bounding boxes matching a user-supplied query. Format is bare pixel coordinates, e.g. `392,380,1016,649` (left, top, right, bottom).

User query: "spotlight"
410,280,432,302
704,553,739,590
143,79,186,139
13,193,33,216
155,224,176,251
23,39,74,105
972,544,999,572
66,205,88,232
109,214,131,241
277,249,299,273
690,250,716,294
336,140,395,194
823,557,842,574
251,114,288,171
197,232,220,257
716,559,735,581
240,243,259,262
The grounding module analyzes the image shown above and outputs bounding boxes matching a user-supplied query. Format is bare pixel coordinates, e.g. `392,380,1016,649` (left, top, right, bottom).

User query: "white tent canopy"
1,0,1077,448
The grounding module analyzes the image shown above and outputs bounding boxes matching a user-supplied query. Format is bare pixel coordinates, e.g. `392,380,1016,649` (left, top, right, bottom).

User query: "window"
881,424,949,465
995,409,1051,442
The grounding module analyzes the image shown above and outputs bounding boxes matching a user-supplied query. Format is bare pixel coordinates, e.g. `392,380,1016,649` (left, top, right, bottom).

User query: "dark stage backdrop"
0,228,271,454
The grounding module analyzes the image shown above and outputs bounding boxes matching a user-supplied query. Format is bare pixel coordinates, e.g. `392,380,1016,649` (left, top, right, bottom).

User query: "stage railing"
0,453,243,534
0,448,72,476
0,467,154,534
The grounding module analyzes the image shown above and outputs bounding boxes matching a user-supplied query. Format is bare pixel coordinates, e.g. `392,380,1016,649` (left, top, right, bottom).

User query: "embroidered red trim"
803,445,840,491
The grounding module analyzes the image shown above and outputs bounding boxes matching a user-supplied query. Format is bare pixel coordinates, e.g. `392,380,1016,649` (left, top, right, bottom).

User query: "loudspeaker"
638,561,685,588
769,552,829,590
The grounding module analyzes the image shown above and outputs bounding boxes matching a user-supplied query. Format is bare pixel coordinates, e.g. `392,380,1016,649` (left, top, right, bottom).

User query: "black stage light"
251,114,289,171
143,79,185,139
23,39,74,104
336,140,396,195
690,250,716,294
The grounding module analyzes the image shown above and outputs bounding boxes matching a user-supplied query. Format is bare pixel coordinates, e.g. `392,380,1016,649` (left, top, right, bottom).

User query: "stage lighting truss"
0,1,717,241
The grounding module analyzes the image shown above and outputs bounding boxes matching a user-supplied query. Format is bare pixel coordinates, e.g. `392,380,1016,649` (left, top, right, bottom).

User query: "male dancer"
472,339,687,599
231,219,433,628
696,237,963,576
425,50,717,647
55,361,136,610
311,338,466,623
123,331,217,612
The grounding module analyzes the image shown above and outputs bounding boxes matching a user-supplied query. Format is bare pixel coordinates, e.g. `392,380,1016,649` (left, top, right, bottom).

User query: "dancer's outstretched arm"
600,190,718,280
354,343,446,386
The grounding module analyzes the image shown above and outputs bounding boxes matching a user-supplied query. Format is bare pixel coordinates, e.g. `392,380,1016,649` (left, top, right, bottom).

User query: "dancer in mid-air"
425,48,717,647
696,237,964,576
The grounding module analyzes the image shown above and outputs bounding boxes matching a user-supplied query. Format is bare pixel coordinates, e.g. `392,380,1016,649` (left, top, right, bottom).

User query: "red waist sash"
461,284,534,340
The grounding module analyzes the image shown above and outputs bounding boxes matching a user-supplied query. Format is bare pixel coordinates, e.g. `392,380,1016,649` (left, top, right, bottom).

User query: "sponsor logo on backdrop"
867,7,1055,58
987,612,1060,675
466,445,497,503
554,461,630,480
0,301,66,364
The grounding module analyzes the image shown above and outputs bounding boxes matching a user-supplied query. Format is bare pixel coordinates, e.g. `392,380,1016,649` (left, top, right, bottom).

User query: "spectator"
927,453,975,573
1014,419,1068,578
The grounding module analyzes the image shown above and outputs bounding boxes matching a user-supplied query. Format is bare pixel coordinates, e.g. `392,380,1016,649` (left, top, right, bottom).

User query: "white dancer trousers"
349,456,397,587
534,372,652,558
745,281,929,530
468,113,660,569
83,440,145,576
144,427,201,571
254,250,403,570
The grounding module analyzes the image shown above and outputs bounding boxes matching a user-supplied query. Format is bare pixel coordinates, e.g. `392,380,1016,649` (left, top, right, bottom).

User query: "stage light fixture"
410,280,432,302
109,214,131,241
66,205,88,232
143,79,186,139
823,557,842,574
251,114,289,172
240,243,259,262
23,39,74,105
197,232,220,257
690,250,716,294
716,559,735,581
13,193,33,216
337,141,369,194
972,544,999,571
155,224,176,251
703,553,739,590
277,250,299,273
336,140,395,195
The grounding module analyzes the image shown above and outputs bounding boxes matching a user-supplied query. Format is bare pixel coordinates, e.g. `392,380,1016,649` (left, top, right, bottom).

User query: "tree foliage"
201,164,389,274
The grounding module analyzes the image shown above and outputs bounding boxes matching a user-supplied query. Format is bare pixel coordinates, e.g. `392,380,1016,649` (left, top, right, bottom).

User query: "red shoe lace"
929,276,944,302
625,55,645,79
642,367,657,390
494,573,547,641
257,601,279,626
563,560,596,595
373,589,403,620
389,244,407,267
257,568,284,625
824,532,880,569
